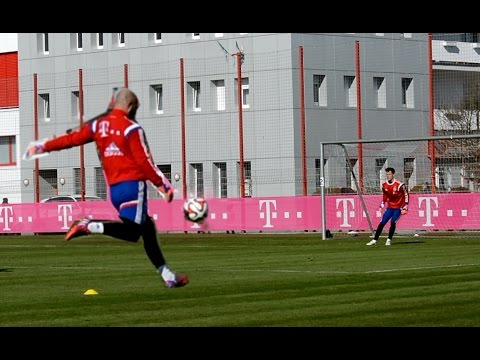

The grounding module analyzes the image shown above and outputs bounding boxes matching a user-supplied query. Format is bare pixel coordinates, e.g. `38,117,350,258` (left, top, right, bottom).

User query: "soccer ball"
183,197,208,223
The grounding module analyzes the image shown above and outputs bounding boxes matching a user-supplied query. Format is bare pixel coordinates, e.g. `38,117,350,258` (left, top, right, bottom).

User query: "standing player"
366,167,409,246
24,88,188,288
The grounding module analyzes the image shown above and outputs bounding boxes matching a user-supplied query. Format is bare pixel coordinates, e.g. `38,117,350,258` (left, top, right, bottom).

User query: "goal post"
320,134,480,240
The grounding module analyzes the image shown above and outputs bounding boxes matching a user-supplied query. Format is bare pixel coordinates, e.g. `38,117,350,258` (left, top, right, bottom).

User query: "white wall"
0,33,18,53
0,108,21,203
0,34,20,203
433,39,480,64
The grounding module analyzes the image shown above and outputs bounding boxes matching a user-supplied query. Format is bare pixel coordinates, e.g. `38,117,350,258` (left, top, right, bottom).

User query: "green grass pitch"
1,233,480,326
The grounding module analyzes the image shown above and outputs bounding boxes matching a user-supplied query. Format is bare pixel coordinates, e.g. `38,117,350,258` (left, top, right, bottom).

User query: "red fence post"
33,73,40,203
355,41,364,193
428,33,436,193
299,46,307,196
79,69,85,201
180,58,187,200
237,52,245,198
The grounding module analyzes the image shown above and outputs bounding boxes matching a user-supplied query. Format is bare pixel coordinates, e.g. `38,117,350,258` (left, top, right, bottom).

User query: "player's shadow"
0,268,12,272
396,241,424,245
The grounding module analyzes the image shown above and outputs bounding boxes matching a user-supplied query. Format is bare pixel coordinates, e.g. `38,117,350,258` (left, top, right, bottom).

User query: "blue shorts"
381,207,402,225
109,180,148,225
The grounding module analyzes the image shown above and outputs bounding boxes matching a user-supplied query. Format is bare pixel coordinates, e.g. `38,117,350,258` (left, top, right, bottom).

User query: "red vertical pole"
237,52,245,198
124,64,129,88
33,73,40,203
299,46,307,196
428,33,436,193
180,58,187,199
355,41,364,192
79,69,85,201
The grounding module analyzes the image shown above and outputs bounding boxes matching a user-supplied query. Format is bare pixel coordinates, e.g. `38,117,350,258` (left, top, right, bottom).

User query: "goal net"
320,134,480,239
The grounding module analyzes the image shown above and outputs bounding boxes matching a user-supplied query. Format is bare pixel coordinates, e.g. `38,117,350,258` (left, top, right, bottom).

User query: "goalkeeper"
24,88,188,288
366,167,409,246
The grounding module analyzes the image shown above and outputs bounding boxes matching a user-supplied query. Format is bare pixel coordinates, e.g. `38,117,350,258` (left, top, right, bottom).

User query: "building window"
237,161,252,197
402,77,414,108
373,77,386,108
70,33,83,51
77,33,83,51
215,33,224,38
234,77,250,108
187,81,201,111
157,164,172,184
148,33,163,45
239,33,248,35
114,33,125,47
313,74,327,107
90,33,103,49
97,33,104,48
344,76,357,107
315,158,330,191
37,33,49,55
71,91,80,120
147,164,172,199
346,158,358,190
212,80,225,111
44,33,49,54
315,159,322,191
214,162,227,198
376,158,387,189
74,168,82,195
39,169,58,198
39,93,50,122
150,84,163,114
401,33,412,39
242,79,250,108
189,163,204,198
404,158,415,188
192,33,200,40
375,33,384,36
0,135,16,166
95,167,107,199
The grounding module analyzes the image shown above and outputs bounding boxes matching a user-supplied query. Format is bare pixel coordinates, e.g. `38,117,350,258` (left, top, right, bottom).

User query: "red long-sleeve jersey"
43,109,165,188
381,179,409,209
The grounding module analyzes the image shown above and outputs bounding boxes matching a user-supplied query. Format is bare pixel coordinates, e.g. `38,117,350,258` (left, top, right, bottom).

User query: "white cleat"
366,239,377,246
385,239,391,246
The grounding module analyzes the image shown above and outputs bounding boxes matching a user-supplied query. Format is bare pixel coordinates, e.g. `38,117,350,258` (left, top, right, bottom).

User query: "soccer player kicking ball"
24,88,188,288
366,167,409,246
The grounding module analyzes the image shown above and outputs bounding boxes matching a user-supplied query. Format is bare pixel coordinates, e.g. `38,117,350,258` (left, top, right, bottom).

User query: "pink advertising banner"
0,193,479,234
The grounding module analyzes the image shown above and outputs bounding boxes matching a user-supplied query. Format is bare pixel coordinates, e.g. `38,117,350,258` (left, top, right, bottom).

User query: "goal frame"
320,133,480,240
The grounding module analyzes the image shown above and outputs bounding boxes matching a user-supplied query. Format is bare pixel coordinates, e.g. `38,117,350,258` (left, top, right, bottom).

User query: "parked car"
40,195,103,203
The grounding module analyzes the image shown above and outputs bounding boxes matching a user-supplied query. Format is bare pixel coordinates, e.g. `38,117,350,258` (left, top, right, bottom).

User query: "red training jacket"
43,108,165,188
381,179,408,209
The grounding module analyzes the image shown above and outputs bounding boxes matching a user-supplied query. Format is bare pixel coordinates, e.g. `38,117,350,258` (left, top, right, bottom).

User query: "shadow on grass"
396,241,424,245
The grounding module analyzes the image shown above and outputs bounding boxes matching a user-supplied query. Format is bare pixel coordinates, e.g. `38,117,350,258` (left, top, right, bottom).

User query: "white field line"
2,263,479,275
200,263,480,275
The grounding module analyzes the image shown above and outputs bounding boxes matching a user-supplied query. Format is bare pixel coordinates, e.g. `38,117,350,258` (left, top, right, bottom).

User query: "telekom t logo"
418,197,438,227
336,198,354,227
98,121,110,138
259,200,277,228
58,204,74,229
0,206,13,230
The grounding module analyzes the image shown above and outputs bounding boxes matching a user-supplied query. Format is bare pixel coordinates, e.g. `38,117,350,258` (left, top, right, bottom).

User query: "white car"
40,195,103,203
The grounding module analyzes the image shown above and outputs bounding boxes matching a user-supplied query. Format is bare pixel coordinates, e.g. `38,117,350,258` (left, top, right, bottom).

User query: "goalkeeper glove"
378,202,385,213
23,141,47,161
157,183,173,203
401,205,408,215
